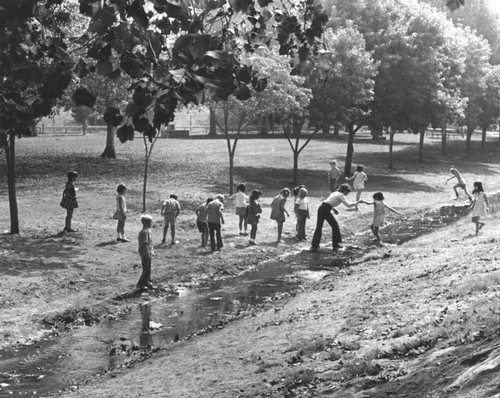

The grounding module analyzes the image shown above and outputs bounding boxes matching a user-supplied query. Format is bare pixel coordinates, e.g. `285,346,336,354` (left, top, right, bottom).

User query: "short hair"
117,184,127,194
216,194,224,202
236,183,246,192
338,184,351,194
373,192,384,201
141,214,153,225
356,165,364,172
67,171,78,179
298,187,308,198
170,194,178,200
330,160,337,165
250,190,262,201
281,188,290,197
206,197,214,205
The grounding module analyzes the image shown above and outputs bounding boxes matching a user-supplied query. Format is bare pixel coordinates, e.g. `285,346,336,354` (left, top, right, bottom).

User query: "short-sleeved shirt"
207,199,224,224
162,198,180,217
234,192,248,208
295,197,309,210
138,228,153,256
323,192,354,208
196,204,209,222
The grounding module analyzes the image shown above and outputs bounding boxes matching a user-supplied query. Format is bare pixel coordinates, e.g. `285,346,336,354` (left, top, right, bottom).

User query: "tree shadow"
96,240,121,247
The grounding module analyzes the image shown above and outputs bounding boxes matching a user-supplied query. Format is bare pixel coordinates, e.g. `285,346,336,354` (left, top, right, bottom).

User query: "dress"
472,192,487,218
115,194,127,221
352,172,367,191
372,200,385,227
270,195,287,222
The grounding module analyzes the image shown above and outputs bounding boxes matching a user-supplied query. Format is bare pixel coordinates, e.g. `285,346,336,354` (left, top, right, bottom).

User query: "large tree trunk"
418,129,425,162
5,132,19,234
481,126,487,149
344,124,356,175
465,125,474,152
293,150,299,184
321,122,330,135
441,121,447,156
82,119,87,135
333,124,339,136
259,116,268,135
208,107,217,136
388,130,395,169
101,125,116,158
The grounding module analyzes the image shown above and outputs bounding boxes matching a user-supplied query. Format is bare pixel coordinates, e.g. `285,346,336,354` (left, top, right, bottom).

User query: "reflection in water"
140,304,153,348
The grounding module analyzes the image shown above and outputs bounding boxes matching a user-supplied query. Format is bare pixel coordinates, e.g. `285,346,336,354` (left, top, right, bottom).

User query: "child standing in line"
161,194,180,244
114,183,129,242
137,214,155,290
329,160,341,192
346,164,368,201
61,171,79,233
207,194,225,252
232,183,249,236
470,181,489,234
270,188,290,243
246,190,263,245
195,198,213,247
360,192,402,244
294,187,310,241
446,166,472,201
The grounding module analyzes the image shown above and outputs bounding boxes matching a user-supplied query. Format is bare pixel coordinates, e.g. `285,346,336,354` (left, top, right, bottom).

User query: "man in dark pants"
207,194,225,252
310,184,359,251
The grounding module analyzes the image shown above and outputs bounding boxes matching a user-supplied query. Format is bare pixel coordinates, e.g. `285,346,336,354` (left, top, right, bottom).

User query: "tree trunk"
481,126,487,149
333,124,339,136
143,146,149,213
441,121,447,156
344,124,355,175
388,130,395,169
82,119,87,135
259,116,268,135
293,150,299,184
418,129,425,162
465,125,474,152
208,107,217,136
5,132,19,234
321,122,330,135
101,125,117,158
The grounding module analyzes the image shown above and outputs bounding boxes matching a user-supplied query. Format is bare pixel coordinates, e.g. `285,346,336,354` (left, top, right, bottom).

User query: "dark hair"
117,183,127,194
206,197,214,205
170,194,178,200
281,188,290,197
67,171,78,180
237,183,246,192
356,165,364,172
472,181,484,193
373,192,384,201
293,185,306,197
338,183,351,195
250,189,262,201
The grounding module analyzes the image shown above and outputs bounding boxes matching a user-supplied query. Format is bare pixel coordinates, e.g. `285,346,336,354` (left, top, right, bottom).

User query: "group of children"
60,161,491,290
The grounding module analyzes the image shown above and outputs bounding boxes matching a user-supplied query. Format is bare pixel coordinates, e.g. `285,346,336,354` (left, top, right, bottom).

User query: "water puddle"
0,202,472,396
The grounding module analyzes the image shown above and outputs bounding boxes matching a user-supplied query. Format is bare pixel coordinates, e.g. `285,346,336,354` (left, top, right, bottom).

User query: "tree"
71,105,92,135
310,25,376,175
477,65,500,148
0,1,74,234
210,47,310,192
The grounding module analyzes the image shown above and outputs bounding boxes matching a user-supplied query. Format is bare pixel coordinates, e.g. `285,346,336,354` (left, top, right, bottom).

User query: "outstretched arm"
385,203,402,216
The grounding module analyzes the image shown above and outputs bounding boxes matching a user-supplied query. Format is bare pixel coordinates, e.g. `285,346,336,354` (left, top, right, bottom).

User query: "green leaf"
117,124,135,143
96,59,113,76
104,107,124,127
72,87,96,108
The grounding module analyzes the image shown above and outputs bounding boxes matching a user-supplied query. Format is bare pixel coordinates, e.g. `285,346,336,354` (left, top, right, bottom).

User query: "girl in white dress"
471,181,489,234
361,192,402,244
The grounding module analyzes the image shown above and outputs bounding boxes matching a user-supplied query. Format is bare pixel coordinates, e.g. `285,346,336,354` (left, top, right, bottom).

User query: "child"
161,194,180,244
346,164,368,201
470,181,489,234
293,184,307,235
60,171,79,232
329,160,341,192
446,166,471,201
137,214,155,290
207,194,225,252
294,187,310,241
270,188,290,243
246,190,263,245
114,183,129,242
360,192,402,244
195,198,213,247
232,183,249,236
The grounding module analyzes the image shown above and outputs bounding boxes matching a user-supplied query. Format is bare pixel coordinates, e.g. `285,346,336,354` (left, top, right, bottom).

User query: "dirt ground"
0,132,499,397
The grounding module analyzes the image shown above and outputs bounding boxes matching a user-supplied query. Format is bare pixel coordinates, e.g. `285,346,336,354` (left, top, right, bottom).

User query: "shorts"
164,214,176,224
235,206,247,216
197,221,208,232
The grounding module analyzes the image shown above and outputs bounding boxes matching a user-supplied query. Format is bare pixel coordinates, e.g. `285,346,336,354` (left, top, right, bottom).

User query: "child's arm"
485,194,490,210
220,211,225,225
358,200,373,205
160,203,165,216
385,203,402,216
345,175,354,182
